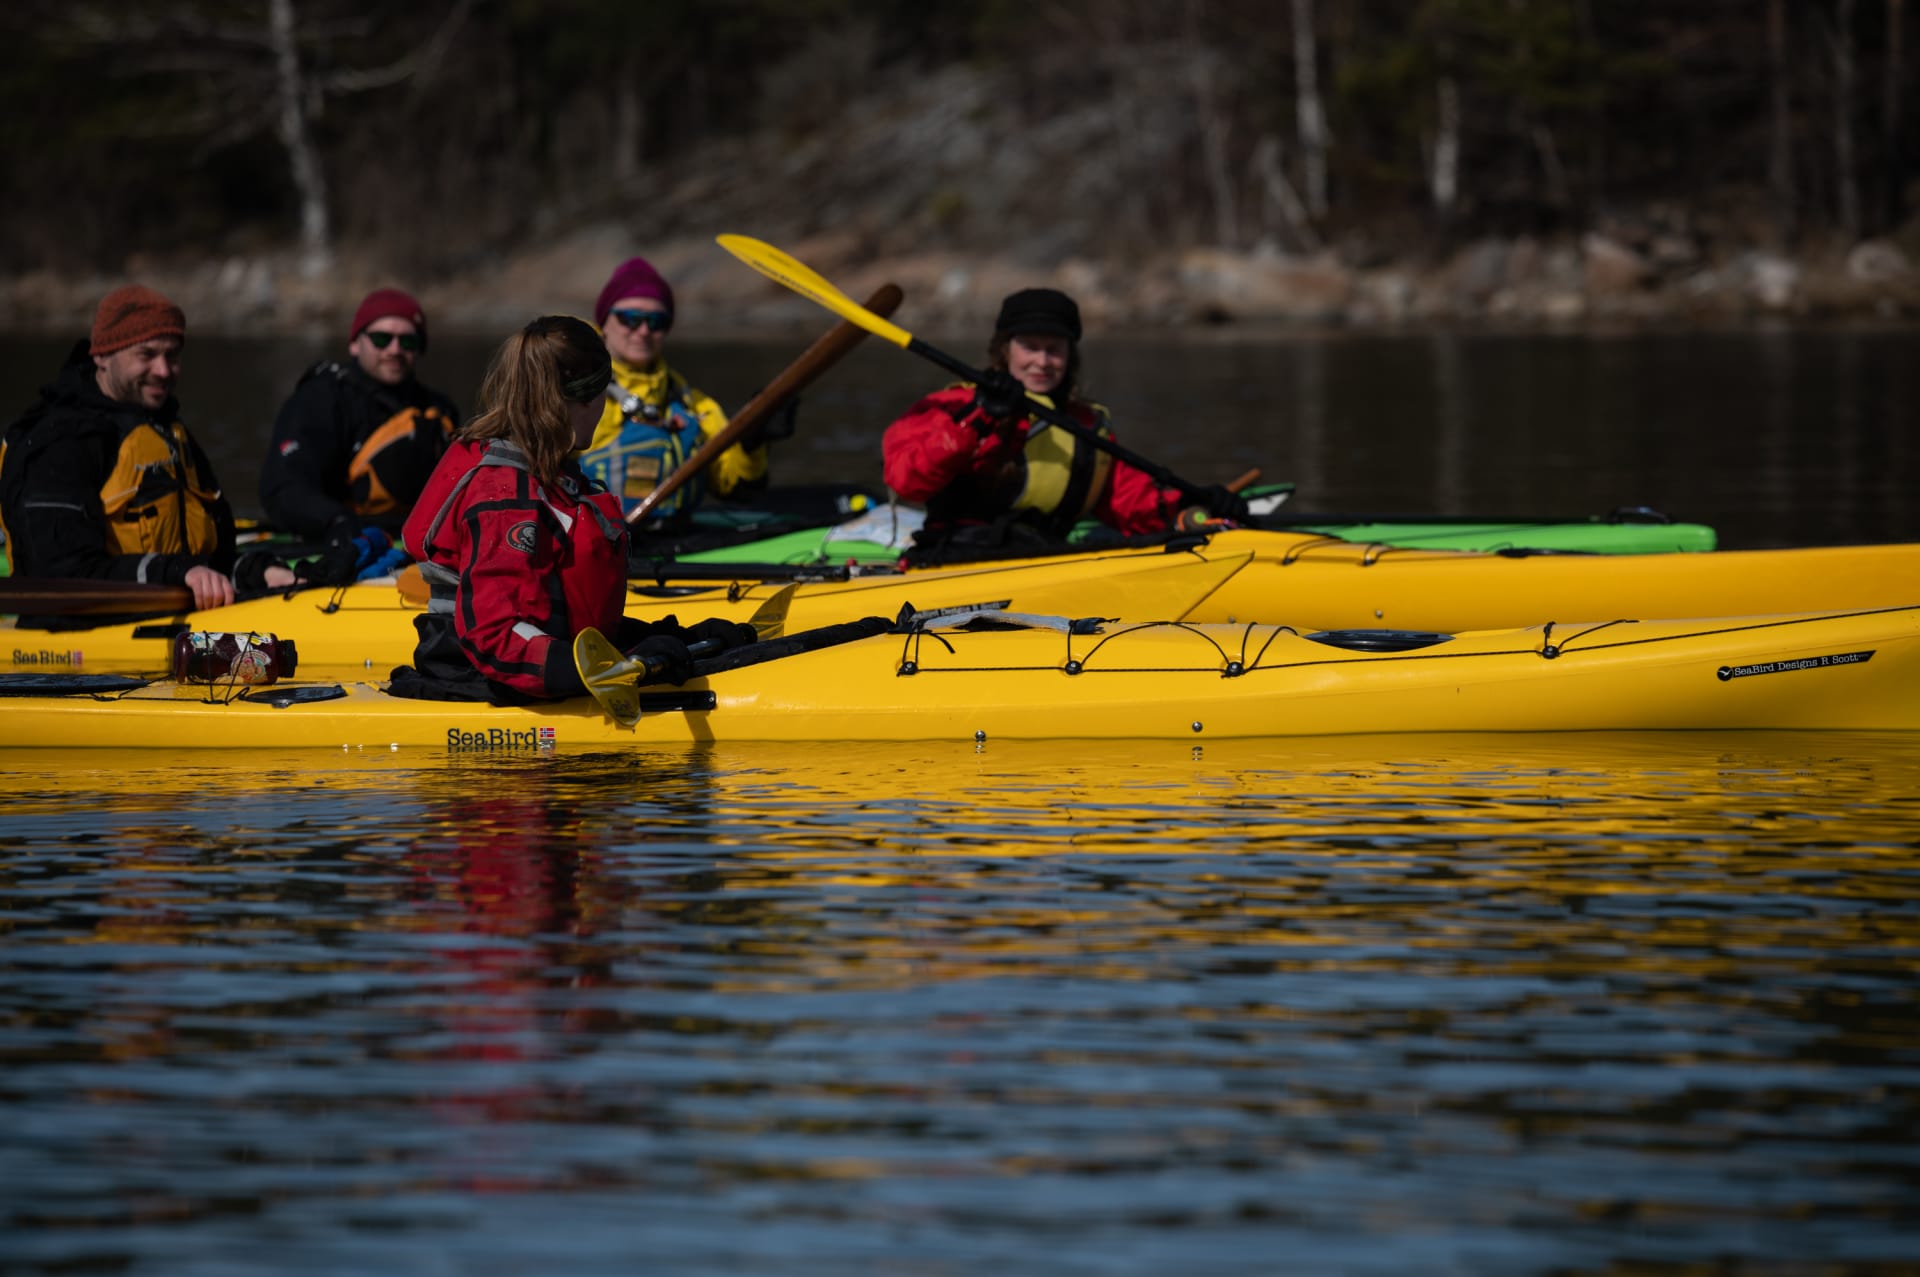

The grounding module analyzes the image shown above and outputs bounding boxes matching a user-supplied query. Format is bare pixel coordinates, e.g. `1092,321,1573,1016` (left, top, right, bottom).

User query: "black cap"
993,288,1081,342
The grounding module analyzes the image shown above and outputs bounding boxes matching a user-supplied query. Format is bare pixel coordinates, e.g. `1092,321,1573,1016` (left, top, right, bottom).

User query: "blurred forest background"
4,0,1920,332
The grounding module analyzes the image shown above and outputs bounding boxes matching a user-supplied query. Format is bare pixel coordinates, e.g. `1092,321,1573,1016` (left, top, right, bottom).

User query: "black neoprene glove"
736,393,798,450
971,370,1027,427
1196,484,1252,523
682,616,760,654
313,525,364,586
626,634,694,686
312,521,391,586
232,549,285,595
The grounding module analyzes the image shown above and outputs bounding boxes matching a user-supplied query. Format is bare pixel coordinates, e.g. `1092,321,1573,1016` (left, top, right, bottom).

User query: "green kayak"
2,488,1710,581
677,494,1717,567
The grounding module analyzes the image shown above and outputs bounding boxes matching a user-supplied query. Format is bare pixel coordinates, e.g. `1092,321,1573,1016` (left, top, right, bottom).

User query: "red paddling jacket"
400,438,627,701
882,384,1178,538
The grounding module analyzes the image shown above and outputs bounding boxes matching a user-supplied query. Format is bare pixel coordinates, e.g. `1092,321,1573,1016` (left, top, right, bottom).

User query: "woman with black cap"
882,288,1236,547
391,315,755,704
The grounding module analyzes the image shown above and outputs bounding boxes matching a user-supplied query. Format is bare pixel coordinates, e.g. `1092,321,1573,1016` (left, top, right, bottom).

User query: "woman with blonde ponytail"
392,316,756,703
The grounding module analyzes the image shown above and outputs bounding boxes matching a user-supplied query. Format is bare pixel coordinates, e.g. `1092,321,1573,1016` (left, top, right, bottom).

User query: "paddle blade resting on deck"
574,584,799,727
745,582,796,640
574,628,644,728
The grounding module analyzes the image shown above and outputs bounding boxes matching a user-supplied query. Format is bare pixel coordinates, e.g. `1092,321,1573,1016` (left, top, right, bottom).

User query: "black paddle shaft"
904,338,1211,506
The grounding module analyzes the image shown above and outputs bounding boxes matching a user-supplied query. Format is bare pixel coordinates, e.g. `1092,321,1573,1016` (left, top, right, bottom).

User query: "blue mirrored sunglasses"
610,308,671,333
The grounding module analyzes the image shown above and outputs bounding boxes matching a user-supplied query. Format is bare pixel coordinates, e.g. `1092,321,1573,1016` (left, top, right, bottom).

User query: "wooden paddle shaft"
0,577,192,616
626,283,906,525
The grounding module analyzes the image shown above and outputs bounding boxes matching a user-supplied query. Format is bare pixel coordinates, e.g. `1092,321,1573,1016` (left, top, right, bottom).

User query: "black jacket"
0,341,236,589
258,360,459,538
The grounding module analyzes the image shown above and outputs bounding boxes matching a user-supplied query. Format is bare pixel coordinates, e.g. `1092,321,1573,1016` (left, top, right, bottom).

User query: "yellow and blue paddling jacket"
578,357,766,522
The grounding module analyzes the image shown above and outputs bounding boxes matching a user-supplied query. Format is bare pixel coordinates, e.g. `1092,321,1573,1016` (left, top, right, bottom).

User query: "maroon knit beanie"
594,257,675,327
90,285,186,357
350,287,428,350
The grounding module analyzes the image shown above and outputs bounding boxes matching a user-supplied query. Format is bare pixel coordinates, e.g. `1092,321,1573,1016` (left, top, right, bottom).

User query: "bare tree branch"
58,4,271,50
321,0,475,94
270,0,332,273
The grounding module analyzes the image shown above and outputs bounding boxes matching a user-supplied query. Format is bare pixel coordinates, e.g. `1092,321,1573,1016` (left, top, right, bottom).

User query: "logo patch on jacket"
278,440,300,456
505,521,538,554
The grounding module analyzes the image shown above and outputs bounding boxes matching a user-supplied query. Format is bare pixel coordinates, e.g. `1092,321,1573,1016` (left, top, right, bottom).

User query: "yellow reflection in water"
6,734,1915,1001
653,733,1920,994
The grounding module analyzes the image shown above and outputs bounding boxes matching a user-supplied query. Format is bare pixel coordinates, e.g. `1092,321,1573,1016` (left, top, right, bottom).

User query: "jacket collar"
50,338,180,423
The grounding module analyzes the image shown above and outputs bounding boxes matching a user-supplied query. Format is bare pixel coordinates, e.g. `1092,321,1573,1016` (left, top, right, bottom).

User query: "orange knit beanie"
90,285,186,356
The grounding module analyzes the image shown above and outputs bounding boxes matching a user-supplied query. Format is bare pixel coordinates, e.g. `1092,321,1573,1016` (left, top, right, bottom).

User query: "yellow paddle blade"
573,626,642,728
717,234,913,350
573,584,796,726
747,582,798,640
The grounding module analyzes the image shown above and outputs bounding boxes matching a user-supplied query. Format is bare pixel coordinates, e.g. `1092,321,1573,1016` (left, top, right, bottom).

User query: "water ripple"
2,735,1916,1274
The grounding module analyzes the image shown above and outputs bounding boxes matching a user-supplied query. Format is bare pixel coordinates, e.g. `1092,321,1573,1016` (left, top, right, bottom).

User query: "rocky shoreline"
8,45,1920,342
5,222,1916,343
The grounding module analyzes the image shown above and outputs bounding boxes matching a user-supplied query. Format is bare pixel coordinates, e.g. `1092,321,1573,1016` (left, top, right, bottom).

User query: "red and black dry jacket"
404,438,628,699
881,383,1178,537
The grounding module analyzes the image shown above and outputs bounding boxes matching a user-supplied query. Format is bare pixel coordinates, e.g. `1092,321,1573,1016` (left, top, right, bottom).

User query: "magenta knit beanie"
594,257,675,327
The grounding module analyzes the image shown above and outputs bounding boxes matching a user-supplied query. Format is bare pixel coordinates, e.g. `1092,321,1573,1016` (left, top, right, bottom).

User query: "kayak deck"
7,549,1253,678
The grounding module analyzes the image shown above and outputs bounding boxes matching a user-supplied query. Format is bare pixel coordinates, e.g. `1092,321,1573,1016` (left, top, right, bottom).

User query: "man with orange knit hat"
259,287,459,582
0,285,295,622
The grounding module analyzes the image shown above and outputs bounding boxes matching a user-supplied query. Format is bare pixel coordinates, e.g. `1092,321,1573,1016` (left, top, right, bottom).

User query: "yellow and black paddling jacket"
883,383,1174,539
258,360,459,539
579,357,767,524
0,342,236,591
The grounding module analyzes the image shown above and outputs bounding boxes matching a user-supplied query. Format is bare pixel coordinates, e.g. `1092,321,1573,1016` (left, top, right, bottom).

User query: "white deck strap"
914,608,1082,634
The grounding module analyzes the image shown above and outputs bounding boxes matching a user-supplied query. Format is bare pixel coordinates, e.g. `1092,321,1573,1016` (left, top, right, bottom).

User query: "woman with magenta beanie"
579,255,774,526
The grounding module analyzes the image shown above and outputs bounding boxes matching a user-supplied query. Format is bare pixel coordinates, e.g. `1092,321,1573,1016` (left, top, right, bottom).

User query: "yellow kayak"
1190,530,1920,630
6,605,1915,748
9,531,1918,679
6,550,1251,678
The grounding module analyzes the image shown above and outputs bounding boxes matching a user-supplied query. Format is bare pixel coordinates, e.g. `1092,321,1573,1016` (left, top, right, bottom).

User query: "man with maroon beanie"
0,285,296,622
259,286,459,580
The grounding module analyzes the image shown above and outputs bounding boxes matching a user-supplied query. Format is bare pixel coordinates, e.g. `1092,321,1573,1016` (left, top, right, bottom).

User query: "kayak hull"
7,606,1915,748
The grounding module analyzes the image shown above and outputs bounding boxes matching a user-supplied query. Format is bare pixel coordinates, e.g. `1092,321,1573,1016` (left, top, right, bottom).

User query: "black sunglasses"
365,330,423,352
610,308,671,333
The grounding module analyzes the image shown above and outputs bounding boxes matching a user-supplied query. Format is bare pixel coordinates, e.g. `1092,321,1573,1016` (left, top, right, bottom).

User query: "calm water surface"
3,329,1917,1271
2,326,1917,548
3,736,1918,1274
